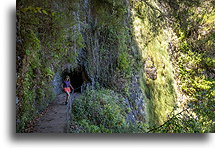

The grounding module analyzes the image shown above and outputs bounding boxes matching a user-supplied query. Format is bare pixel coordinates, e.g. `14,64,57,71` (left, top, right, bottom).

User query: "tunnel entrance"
62,67,90,93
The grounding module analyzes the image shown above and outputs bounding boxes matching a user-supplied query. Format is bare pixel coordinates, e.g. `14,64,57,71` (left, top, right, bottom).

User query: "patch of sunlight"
132,8,178,127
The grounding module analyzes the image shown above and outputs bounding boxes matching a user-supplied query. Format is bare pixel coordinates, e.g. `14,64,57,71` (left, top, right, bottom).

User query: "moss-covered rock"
16,0,215,133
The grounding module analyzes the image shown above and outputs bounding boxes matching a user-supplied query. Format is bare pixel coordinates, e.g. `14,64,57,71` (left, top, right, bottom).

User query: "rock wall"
17,0,215,133
16,0,146,132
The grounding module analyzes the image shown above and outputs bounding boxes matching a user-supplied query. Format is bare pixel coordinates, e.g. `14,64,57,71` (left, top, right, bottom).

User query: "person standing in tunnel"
62,75,74,105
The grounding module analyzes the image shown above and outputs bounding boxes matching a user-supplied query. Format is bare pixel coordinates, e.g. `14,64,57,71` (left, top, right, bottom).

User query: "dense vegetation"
158,0,215,133
16,0,83,132
134,0,215,133
71,88,147,133
16,0,215,133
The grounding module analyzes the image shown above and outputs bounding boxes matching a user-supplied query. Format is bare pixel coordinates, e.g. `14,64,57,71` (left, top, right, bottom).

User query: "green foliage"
147,109,210,133
132,0,165,37
76,33,85,49
175,17,215,132
153,0,215,132
16,0,215,133
71,89,147,133
132,3,177,127
132,0,215,133
204,57,215,68
84,0,133,94
176,50,215,132
118,52,131,74
16,0,84,132
42,67,55,79
16,30,41,131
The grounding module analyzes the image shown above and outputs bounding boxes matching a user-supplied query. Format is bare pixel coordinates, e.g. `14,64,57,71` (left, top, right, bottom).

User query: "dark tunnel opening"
62,67,90,93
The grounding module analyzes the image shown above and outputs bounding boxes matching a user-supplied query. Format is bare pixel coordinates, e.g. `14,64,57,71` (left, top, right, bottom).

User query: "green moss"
132,2,178,127
118,52,131,74
131,0,215,132
16,0,82,132
16,0,215,133
76,32,85,49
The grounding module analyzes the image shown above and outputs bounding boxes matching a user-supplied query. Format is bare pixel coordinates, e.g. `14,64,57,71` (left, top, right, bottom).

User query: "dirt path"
32,93,79,133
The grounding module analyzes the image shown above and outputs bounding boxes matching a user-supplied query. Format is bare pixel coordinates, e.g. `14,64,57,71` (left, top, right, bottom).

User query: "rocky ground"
32,93,79,133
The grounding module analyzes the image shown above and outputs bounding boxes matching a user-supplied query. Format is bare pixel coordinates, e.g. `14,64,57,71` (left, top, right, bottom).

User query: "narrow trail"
32,93,80,133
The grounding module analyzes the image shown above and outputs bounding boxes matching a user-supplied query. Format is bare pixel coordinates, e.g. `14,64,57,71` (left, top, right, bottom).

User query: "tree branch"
146,108,189,133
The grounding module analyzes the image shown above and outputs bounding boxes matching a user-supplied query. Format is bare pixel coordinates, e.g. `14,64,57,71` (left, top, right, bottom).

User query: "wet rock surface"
127,74,146,123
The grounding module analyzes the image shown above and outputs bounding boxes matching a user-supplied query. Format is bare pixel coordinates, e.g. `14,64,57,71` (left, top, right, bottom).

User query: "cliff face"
16,0,215,133
16,0,146,132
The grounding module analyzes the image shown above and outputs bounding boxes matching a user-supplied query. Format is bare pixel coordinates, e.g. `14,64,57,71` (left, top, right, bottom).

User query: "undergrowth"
70,88,148,133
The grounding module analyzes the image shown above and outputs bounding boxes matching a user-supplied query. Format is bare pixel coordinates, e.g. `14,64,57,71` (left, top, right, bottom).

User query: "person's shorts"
63,87,71,93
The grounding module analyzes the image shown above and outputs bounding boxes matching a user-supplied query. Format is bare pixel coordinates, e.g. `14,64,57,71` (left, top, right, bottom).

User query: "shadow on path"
32,93,80,133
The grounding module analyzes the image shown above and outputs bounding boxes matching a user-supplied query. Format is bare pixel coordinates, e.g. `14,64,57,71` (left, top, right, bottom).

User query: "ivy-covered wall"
16,0,84,132
16,0,146,132
16,0,215,133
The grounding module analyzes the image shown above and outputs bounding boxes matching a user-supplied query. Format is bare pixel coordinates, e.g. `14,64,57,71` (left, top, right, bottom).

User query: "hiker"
62,75,74,105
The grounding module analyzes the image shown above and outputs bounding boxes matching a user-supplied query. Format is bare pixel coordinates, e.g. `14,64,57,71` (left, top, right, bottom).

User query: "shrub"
71,88,147,133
